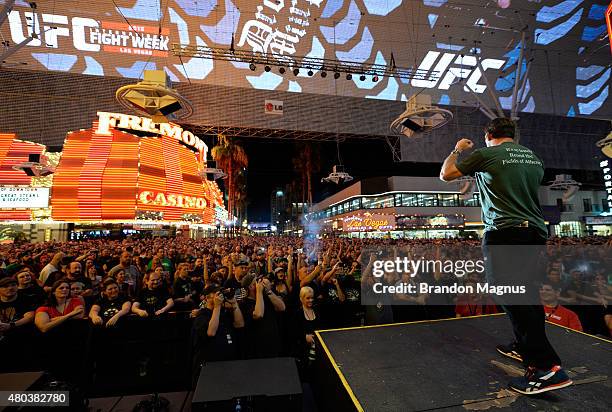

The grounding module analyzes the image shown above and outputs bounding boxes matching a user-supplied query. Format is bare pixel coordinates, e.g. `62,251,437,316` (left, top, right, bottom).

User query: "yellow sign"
343,214,395,232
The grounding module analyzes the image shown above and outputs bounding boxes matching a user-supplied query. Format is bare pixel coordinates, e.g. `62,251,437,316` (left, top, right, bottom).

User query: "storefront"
0,112,226,242
584,216,612,236
325,211,473,239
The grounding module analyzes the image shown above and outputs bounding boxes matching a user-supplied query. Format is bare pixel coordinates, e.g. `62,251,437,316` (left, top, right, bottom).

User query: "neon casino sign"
95,112,208,155
343,214,396,232
138,191,208,209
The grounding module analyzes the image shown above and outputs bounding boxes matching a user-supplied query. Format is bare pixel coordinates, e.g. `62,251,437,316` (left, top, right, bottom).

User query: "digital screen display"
1,0,610,117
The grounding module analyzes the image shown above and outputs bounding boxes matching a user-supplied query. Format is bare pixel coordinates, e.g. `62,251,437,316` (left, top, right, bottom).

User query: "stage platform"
314,314,611,412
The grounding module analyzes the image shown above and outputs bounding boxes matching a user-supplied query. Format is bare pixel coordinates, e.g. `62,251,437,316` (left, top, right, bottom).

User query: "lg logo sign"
265,100,283,115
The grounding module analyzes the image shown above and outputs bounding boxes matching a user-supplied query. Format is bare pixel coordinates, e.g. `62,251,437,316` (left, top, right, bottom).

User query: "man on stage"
440,117,572,395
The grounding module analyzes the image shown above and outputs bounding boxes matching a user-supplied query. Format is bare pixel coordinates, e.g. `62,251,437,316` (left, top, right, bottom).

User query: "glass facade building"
310,192,481,221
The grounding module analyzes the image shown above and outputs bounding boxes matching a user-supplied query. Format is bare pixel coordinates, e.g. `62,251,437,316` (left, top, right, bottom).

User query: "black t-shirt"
192,307,239,363
173,276,196,310
190,279,204,299
340,276,362,327
0,297,32,323
18,285,46,310
137,287,171,314
173,277,193,299
239,296,282,359
94,295,129,321
319,282,343,329
189,267,204,279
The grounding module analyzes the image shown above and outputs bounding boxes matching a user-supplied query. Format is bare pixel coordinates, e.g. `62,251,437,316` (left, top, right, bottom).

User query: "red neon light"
52,129,139,221
607,2,612,54
43,121,225,223
0,134,46,221
0,134,45,186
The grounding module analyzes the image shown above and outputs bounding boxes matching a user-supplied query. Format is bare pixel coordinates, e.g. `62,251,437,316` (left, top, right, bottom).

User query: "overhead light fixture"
334,72,340,79
359,74,366,81
321,71,327,78
264,65,271,72
279,67,286,74
307,70,314,76
293,68,300,76
249,62,256,71
346,73,352,80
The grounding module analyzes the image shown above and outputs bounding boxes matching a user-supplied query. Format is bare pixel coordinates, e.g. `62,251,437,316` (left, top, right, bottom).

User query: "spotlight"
279,67,286,74
249,63,256,71
346,73,352,80
321,71,327,78
359,74,366,81
293,68,300,76
372,75,379,82
334,72,340,79
307,70,314,76
264,65,271,72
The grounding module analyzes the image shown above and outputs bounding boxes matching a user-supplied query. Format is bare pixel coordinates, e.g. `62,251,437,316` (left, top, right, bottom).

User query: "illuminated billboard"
342,213,396,232
0,115,224,223
51,113,222,223
1,1,609,117
0,134,47,221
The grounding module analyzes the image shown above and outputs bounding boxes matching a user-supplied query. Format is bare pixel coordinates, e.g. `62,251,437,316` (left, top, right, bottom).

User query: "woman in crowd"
34,279,85,333
89,278,131,327
111,268,134,299
15,267,45,308
292,286,320,381
85,263,102,297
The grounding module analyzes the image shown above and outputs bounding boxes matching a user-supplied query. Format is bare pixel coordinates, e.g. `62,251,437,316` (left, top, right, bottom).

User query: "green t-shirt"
456,141,547,237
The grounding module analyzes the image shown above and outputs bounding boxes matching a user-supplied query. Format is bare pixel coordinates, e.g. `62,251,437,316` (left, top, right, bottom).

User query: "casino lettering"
138,191,207,209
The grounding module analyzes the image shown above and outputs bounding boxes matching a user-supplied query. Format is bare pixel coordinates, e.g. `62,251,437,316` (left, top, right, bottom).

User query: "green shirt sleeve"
456,150,485,176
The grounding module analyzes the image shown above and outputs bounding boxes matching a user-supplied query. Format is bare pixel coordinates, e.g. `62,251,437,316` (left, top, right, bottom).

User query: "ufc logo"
411,51,506,93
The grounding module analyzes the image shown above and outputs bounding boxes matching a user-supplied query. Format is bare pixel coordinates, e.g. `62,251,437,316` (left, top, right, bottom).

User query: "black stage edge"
191,357,302,411
314,314,612,412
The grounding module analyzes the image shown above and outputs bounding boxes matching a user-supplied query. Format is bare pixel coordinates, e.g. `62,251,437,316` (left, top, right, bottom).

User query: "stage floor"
315,314,611,412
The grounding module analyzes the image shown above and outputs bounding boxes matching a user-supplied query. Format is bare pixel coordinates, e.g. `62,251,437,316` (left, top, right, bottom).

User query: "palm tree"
293,142,320,206
234,168,248,226
211,135,248,224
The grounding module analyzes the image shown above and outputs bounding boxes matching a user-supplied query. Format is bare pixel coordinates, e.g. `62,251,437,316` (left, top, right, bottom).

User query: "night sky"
236,138,441,222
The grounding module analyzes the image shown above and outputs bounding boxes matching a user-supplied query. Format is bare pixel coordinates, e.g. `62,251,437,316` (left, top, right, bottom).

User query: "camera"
221,287,235,300
307,342,316,364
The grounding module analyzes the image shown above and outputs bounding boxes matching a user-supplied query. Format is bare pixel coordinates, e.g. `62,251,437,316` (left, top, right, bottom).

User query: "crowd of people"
0,235,610,382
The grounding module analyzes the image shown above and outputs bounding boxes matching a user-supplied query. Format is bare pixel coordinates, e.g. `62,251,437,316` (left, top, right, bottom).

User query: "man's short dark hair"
486,118,516,139
540,281,561,292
